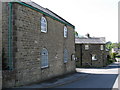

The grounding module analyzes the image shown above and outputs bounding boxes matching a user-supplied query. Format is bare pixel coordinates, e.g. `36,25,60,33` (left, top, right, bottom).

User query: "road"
57,62,120,89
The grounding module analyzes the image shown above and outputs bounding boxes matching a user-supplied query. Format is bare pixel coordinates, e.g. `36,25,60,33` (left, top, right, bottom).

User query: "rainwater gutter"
16,1,75,29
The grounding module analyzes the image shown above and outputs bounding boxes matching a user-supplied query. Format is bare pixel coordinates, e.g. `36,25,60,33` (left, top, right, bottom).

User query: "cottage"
2,0,75,88
75,35,108,67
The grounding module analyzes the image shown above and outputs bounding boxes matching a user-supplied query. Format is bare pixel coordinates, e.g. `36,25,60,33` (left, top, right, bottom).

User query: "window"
64,49,68,63
85,45,89,50
71,54,76,61
100,45,104,50
41,16,47,33
41,48,48,68
92,54,97,60
64,26,67,38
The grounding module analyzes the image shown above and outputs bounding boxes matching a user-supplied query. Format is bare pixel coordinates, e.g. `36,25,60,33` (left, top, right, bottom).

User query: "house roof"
75,37,106,44
14,0,75,28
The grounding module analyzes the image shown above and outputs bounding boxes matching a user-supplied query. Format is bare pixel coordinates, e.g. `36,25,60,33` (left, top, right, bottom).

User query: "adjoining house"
75,34,108,67
2,0,76,88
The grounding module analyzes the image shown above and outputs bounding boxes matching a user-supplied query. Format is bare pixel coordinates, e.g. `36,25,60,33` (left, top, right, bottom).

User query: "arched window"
41,16,47,33
64,49,68,63
64,26,67,38
41,48,48,68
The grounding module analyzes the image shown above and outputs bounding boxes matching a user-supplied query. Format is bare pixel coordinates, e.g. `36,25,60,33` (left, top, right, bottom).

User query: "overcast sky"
31,0,119,43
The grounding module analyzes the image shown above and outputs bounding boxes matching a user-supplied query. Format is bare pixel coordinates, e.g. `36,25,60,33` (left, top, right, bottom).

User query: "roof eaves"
12,1,75,29
45,8,75,28
75,42,106,44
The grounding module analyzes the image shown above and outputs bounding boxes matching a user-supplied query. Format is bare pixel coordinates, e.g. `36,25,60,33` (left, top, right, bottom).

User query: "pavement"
12,62,119,89
112,74,119,89
57,62,120,89
112,61,120,89
17,73,89,88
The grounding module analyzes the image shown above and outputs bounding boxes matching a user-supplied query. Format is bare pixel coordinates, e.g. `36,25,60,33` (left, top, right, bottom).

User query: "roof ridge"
15,0,75,28
75,37,106,44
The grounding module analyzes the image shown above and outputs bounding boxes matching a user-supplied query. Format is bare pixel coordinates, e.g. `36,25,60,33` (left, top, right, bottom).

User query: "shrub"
111,52,118,59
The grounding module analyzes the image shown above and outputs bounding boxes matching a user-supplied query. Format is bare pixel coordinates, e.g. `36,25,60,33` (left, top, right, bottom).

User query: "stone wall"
75,44,82,67
75,44,107,67
0,1,2,90
2,3,75,88
2,2,9,67
104,50,110,66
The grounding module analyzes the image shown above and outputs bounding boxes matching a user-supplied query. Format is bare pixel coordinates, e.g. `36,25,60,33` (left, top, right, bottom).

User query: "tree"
117,43,120,49
106,41,112,50
75,31,79,38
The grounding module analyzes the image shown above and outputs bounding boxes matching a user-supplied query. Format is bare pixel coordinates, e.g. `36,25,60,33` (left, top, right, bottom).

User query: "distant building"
2,1,76,88
75,36,108,67
111,48,119,53
112,47,119,53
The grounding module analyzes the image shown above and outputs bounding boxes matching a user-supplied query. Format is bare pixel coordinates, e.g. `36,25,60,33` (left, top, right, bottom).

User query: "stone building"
2,1,76,88
75,36,108,67
0,1,2,89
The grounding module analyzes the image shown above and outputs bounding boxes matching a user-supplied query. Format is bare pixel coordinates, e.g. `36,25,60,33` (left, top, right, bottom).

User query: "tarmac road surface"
57,62,120,89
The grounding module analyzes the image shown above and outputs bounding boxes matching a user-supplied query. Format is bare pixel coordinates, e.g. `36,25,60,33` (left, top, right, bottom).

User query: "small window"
71,54,75,61
64,26,67,38
85,45,89,50
41,16,47,33
92,54,97,60
41,48,48,68
64,49,68,63
100,45,104,50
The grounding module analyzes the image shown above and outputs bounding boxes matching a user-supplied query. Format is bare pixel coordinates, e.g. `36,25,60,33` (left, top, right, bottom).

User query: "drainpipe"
8,2,13,70
80,44,82,66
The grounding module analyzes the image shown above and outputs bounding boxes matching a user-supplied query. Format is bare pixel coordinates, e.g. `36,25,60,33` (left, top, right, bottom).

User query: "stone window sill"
41,65,49,69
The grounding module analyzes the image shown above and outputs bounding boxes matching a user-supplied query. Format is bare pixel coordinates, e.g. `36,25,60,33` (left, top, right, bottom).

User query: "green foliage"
106,42,120,60
107,59,116,64
106,41,112,50
75,31,78,36
117,42,120,49
111,42,120,49
111,53,118,59
106,42,120,50
75,31,79,38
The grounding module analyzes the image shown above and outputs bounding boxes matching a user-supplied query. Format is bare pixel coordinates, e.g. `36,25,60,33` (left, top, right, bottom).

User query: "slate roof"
75,37,106,44
16,0,75,28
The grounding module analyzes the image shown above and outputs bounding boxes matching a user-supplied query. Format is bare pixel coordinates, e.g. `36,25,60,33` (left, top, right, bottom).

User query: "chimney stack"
86,33,90,38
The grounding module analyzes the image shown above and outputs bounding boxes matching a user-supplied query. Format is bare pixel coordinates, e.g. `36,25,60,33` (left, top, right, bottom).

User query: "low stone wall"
2,70,16,88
